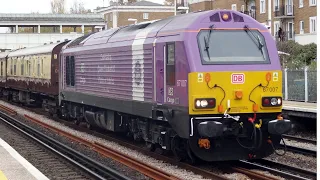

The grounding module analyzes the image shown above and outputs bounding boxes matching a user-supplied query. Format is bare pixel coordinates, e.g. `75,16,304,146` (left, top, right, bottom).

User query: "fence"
283,68,317,103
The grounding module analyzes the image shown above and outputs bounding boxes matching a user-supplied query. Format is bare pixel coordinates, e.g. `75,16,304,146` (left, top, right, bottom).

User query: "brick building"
94,1,175,29
188,0,317,45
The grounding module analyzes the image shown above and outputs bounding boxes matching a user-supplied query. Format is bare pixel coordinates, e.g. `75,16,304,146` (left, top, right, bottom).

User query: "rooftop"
0,13,104,23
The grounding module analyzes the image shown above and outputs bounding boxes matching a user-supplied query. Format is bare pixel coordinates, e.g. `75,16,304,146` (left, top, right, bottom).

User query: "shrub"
277,41,317,70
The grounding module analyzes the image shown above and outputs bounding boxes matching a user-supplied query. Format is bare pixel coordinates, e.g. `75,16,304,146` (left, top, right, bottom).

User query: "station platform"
282,101,317,119
0,138,49,180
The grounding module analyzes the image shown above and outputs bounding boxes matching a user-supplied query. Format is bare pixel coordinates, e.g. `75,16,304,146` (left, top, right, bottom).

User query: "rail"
0,111,130,180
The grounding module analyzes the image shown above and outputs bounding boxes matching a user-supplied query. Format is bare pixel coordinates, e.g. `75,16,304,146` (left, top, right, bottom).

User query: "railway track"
0,112,130,180
283,134,316,144
0,102,314,180
239,159,316,180
280,144,317,157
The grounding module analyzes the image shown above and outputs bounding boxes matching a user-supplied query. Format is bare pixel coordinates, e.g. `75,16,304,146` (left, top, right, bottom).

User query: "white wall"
294,33,317,45
0,33,83,50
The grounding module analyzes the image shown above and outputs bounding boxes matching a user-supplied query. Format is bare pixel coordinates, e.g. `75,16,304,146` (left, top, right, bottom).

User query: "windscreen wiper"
203,24,215,60
244,25,265,58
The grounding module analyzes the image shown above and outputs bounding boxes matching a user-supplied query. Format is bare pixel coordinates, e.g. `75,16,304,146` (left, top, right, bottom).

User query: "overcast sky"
0,0,165,13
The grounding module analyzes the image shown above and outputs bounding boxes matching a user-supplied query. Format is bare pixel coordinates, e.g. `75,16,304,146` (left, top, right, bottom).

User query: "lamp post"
128,18,138,24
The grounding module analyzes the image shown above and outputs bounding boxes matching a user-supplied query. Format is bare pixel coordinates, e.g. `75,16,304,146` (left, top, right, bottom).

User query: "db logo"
231,73,245,84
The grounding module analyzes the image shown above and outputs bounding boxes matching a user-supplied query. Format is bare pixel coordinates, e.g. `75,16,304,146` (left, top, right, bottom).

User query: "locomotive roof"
64,10,264,50
8,42,63,57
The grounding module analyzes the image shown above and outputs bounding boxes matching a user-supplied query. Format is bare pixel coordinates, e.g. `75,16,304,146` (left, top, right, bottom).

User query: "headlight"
262,97,282,107
194,98,216,109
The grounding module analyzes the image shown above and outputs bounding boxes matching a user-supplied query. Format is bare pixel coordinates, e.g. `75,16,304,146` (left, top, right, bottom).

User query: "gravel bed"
0,100,218,180
264,151,316,172
281,139,317,151
250,169,285,180
286,131,316,141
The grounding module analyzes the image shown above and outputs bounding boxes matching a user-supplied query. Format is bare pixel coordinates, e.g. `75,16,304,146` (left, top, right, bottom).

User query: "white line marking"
0,138,49,180
282,105,317,113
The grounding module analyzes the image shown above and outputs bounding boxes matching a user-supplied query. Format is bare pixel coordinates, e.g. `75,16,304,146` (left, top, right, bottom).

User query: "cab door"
154,40,164,104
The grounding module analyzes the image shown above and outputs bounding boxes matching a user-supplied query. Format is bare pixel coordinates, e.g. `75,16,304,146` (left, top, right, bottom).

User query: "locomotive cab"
186,11,292,161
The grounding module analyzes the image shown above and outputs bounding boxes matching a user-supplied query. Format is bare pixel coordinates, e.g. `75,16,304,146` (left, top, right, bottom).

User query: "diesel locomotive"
0,10,291,163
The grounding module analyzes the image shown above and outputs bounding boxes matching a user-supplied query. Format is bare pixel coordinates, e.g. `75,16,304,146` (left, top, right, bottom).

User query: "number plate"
231,73,245,84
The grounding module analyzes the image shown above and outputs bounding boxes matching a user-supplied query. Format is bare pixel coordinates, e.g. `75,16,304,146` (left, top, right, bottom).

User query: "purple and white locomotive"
59,10,291,162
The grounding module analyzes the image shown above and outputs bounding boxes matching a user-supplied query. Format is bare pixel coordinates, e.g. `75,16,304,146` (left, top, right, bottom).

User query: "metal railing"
283,68,317,103
274,5,294,17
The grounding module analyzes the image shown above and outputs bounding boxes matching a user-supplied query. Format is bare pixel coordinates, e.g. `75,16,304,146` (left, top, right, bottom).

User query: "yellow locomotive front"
188,71,283,115
185,11,292,161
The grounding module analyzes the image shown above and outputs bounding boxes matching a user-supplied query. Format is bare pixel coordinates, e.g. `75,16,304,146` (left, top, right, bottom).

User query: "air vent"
233,13,244,22
210,13,221,22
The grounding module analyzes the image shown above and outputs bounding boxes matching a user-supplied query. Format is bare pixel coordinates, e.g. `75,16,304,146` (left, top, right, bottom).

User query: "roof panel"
0,51,8,59
8,42,62,57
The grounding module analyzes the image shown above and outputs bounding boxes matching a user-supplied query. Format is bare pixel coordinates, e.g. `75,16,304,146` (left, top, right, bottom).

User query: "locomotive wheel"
145,142,155,152
154,144,169,155
171,135,187,162
187,140,197,165
86,122,93,130
73,117,81,126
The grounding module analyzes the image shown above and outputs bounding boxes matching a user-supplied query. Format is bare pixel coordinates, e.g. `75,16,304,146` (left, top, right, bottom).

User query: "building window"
274,0,279,11
299,0,303,7
143,13,149,20
166,43,175,85
309,16,317,33
260,0,266,13
110,14,112,22
309,0,316,6
241,5,245,12
299,21,304,34
231,4,237,11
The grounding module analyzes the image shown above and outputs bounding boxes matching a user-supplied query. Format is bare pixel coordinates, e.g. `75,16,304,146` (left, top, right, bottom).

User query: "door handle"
160,88,164,94
160,69,163,73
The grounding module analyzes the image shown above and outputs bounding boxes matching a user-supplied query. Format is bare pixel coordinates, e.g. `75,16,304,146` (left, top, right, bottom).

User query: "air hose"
268,135,287,156
236,115,263,151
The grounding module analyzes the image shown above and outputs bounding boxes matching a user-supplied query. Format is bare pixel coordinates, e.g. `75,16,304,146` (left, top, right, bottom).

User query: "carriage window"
1,61,3,77
13,59,16,76
21,62,24,76
41,59,44,76
37,60,40,77
28,61,31,76
66,56,70,85
70,56,75,86
166,43,175,85
10,60,12,75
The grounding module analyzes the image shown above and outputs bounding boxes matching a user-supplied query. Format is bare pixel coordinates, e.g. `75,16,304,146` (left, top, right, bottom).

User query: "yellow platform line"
0,170,7,180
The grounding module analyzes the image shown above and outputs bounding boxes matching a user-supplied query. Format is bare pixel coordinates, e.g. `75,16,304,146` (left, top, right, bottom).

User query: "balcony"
274,5,294,18
240,10,256,19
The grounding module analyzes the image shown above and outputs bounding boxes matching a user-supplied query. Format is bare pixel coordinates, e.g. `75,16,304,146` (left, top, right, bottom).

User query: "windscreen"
197,29,271,65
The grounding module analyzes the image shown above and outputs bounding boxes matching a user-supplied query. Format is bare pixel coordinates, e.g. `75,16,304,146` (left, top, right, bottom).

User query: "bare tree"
164,0,174,6
51,0,66,14
70,0,91,14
